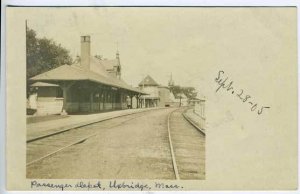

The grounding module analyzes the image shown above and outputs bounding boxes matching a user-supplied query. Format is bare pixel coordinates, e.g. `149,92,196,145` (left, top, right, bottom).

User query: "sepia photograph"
24,7,206,180
4,5,298,191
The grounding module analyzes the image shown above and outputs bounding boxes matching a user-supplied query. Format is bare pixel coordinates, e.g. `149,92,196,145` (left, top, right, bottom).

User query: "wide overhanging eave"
29,77,148,95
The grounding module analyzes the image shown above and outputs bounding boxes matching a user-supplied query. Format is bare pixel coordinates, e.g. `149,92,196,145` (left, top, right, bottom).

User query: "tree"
169,85,197,99
169,85,181,97
26,28,73,80
181,87,198,99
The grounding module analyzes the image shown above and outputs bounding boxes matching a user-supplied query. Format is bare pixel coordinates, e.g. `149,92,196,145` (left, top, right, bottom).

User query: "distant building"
28,35,146,115
138,75,182,108
138,75,160,107
157,86,172,107
168,73,175,87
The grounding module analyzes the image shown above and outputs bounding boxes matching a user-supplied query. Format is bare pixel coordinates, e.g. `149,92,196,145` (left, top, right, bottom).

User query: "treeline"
26,28,73,80
170,85,198,99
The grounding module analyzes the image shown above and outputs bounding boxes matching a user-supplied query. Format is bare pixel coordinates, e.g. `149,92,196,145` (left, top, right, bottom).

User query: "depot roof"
30,64,147,95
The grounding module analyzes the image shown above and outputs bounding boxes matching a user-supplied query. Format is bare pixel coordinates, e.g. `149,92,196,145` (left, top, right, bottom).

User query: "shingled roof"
30,63,147,94
138,75,159,86
100,59,119,71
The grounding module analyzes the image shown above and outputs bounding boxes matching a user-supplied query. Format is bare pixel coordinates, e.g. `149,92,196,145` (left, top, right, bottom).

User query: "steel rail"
167,108,180,180
26,113,148,166
27,107,166,143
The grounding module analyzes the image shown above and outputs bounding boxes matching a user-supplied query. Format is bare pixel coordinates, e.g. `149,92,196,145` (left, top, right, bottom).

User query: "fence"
193,98,206,130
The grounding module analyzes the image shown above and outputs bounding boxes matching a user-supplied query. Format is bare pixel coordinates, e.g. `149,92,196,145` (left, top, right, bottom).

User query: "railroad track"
27,107,205,180
167,107,205,180
26,111,154,166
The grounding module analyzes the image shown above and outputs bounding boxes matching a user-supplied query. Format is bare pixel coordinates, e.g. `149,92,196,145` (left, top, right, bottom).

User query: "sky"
18,7,296,100
21,7,217,94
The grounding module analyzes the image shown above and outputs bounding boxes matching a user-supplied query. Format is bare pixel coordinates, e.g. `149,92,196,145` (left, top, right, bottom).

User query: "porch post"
60,81,75,115
130,94,133,109
103,89,106,110
90,92,93,112
61,87,68,115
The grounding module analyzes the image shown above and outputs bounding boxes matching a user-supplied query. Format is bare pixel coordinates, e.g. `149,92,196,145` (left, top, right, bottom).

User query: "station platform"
183,108,206,133
27,107,163,142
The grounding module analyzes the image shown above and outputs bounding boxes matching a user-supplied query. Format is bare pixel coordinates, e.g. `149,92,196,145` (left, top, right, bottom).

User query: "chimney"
80,35,90,69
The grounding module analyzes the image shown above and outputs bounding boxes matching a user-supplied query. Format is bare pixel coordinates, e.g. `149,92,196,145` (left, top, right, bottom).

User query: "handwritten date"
215,70,270,116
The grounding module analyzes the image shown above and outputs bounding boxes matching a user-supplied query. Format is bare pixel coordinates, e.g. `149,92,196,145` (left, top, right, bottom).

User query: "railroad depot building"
138,75,177,108
29,35,147,115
